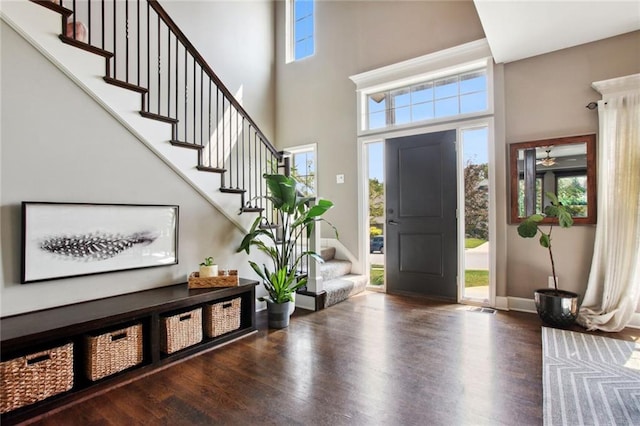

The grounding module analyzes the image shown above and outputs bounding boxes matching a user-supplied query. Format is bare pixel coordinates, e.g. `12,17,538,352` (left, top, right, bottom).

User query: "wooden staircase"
1,0,333,306
13,0,285,223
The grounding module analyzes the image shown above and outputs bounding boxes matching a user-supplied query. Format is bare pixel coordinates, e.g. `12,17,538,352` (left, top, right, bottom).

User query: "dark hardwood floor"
28,292,639,426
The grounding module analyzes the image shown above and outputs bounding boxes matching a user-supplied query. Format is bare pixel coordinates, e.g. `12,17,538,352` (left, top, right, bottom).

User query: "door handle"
387,220,400,226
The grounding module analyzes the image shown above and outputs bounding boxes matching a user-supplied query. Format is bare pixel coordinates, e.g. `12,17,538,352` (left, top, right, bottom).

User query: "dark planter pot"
534,288,580,328
267,300,291,329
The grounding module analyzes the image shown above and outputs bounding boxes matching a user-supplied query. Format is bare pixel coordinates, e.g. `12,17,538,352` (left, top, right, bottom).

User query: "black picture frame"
21,202,179,283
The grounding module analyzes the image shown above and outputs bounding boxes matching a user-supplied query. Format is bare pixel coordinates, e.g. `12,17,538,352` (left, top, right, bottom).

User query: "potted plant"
517,191,579,328
237,174,336,329
199,256,218,278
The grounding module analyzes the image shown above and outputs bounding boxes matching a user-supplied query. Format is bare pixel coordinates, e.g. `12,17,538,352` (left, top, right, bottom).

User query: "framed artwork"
21,202,179,283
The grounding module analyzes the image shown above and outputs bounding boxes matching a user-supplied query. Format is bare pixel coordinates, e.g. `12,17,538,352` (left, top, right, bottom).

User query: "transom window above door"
367,69,488,130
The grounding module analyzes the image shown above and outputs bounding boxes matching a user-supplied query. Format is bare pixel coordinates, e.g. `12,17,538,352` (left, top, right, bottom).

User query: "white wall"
0,7,273,316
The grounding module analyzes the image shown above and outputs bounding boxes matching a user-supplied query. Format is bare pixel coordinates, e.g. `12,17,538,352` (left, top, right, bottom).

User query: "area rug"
542,327,640,425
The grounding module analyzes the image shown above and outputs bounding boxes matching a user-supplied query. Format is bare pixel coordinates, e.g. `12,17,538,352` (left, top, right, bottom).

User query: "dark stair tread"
259,223,280,230
58,35,113,58
140,111,179,124
104,77,148,94
220,188,246,194
169,140,203,150
196,165,226,173
241,207,264,213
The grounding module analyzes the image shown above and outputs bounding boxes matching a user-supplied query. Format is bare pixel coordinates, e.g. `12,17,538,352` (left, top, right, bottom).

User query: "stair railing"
47,0,281,218
33,0,319,287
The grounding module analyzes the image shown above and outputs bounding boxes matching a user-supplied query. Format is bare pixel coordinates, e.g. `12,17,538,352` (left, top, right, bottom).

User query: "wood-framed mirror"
510,134,596,224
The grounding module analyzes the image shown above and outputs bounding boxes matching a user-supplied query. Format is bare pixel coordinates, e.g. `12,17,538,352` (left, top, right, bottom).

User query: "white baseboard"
294,293,316,311
495,296,509,311
492,296,536,313
506,297,537,313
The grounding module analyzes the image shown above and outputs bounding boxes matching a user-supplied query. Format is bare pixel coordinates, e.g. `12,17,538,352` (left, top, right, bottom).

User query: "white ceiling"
473,1,640,64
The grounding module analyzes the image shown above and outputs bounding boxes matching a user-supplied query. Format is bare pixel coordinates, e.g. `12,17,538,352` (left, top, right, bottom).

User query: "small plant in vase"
517,192,579,328
199,257,218,278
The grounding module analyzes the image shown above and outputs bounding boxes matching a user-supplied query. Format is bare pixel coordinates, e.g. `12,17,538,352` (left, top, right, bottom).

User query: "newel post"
305,199,324,294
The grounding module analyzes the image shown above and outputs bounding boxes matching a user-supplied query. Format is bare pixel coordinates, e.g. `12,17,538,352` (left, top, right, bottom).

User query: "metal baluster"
223,97,227,185
125,0,129,82
175,35,178,138
72,0,76,39
87,0,91,45
216,88,220,170
167,27,170,118
253,130,262,207
208,78,212,168
269,151,274,225
229,105,233,188
242,117,245,192
248,124,252,205
137,0,140,86
184,47,187,141
101,0,105,50
113,0,116,78
192,57,196,145
146,1,150,110
157,13,160,114
200,68,203,148
236,109,240,188
258,132,262,210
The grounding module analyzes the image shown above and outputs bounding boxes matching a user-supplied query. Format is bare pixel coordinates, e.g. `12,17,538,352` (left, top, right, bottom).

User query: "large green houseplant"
517,191,579,327
237,174,336,328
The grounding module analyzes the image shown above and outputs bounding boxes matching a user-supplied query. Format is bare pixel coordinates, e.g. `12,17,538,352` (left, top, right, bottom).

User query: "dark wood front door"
385,130,458,300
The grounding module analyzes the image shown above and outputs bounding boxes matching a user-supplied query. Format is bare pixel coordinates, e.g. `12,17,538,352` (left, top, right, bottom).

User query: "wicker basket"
188,271,239,289
160,308,203,354
84,324,143,381
205,297,241,338
0,343,73,414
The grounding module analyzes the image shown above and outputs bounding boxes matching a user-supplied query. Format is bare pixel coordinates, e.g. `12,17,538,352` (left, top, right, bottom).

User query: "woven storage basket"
160,307,203,354
84,324,143,381
0,343,73,414
188,271,239,289
205,297,241,338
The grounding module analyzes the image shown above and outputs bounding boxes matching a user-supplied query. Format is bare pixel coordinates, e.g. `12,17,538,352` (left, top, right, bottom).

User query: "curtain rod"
586,101,608,110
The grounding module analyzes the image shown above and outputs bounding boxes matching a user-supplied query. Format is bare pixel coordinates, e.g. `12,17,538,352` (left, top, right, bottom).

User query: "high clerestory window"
287,0,315,62
366,69,488,130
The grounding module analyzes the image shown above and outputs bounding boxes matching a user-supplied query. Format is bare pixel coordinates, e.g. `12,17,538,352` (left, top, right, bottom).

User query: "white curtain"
578,92,640,332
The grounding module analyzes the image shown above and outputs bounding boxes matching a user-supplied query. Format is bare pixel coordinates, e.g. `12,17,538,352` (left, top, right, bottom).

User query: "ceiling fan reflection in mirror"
537,147,556,167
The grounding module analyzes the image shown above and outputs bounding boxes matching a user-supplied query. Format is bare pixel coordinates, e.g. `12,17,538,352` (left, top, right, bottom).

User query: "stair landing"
316,247,367,309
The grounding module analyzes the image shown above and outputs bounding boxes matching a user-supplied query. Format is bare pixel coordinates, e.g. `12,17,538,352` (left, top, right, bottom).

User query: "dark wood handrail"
148,0,280,158
32,0,73,17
